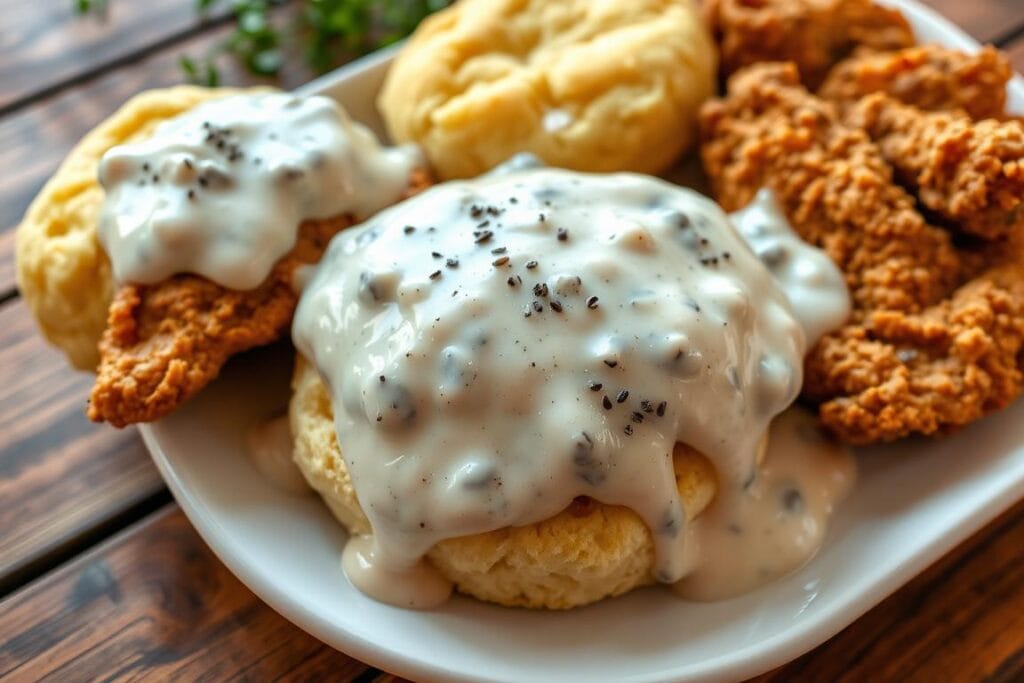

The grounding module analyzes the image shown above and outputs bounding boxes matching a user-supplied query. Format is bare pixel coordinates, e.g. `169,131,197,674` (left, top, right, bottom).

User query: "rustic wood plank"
0,0,229,112
0,296,164,593
1006,37,1024,72
0,507,371,682
923,0,1024,45
0,9,313,297
752,499,1024,682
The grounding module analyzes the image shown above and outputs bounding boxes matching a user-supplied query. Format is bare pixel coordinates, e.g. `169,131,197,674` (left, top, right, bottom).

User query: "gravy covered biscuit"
16,86,243,370
378,0,716,179
291,166,854,609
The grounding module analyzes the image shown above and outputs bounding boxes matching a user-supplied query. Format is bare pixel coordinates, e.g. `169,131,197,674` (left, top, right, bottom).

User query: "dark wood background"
1,1,1023,681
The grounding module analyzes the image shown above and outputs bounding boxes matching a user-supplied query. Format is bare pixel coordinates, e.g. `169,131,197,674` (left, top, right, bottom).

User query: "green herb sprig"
74,0,449,84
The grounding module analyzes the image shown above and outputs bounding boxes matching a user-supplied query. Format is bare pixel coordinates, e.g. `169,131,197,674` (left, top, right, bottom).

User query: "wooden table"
1,1,1023,681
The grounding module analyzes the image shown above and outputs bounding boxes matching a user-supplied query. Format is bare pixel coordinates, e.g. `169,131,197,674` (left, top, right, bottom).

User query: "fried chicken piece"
700,62,961,316
705,0,915,87
845,93,1024,240
819,45,1012,121
805,253,1024,444
89,170,430,427
700,63,1024,442
88,216,351,428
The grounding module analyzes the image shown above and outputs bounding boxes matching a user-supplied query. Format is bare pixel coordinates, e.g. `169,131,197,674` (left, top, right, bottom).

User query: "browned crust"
89,169,431,427
699,63,1024,443
819,45,1012,121
704,0,914,88
846,93,1024,240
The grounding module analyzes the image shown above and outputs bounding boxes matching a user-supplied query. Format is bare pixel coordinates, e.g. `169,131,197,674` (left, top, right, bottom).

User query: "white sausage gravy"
97,92,420,289
292,167,853,608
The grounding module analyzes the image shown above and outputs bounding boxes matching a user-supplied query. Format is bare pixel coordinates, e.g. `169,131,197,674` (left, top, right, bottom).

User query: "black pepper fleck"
624,424,634,436
492,256,510,267
656,401,667,417
604,359,618,368
429,270,442,280
526,260,538,269
603,396,613,410
616,389,629,403
557,228,568,241
550,300,563,312
586,296,599,309
588,381,603,391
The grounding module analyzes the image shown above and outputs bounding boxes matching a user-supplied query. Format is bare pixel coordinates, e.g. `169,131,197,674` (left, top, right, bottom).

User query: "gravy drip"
676,407,855,600
293,169,852,607
245,415,310,495
730,189,850,342
97,92,420,289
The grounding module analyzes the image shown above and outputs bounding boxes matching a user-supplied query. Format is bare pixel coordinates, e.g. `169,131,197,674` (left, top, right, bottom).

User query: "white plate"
140,3,1024,681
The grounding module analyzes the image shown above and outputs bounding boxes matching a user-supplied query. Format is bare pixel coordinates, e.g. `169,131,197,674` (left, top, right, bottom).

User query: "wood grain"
2,502,1019,682
0,297,163,593
752,499,1024,682
0,0,228,112
1007,37,1024,73
0,507,371,682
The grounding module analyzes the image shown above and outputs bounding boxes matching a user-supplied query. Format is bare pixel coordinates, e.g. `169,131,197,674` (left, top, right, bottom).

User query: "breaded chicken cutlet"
846,93,1024,240
700,63,1024,443
820,45,1012,120
89,170,430,428
704,0,915,87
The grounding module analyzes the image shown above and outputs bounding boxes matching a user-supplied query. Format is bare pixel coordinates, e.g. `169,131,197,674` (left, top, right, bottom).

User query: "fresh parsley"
76,0,450,84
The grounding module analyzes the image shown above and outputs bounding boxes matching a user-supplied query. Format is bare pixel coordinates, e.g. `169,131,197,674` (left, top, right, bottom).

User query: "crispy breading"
89,169,431,427
820,45,1012,120
700,62,1024,443
805,255,1024,444
846,93,1024,240
700,63,962,315
704,0,914,87
88,215,353,428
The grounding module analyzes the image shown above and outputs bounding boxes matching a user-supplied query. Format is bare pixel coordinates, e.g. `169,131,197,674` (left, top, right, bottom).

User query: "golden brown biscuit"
378,0,716,179
16,86,246,370
290,356,718,610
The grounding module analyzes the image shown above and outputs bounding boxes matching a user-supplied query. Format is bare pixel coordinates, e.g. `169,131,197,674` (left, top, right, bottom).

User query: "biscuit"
290,356,718,609
16,86,244,370
378,0,716,180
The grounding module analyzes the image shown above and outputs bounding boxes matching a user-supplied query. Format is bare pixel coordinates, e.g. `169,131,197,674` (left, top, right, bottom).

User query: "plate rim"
139,2,1024,681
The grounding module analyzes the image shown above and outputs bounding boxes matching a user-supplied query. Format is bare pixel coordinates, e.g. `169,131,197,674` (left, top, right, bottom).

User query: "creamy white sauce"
293,168,851,608
245,415,310,495
730,189,850,343
676,407,855,600
97,92,421,289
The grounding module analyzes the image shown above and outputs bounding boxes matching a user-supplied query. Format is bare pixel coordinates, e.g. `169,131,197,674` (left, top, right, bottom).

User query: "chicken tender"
820,45,1012,121
806,256,1024,444
700,62,1024,442
700,63,961,315
705,0,914,87
846,93,1024,240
